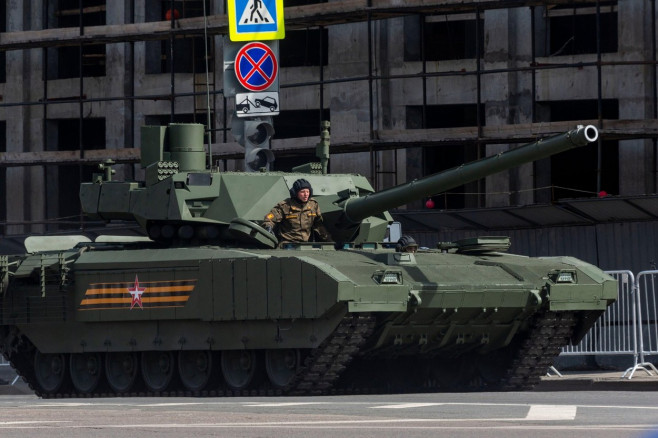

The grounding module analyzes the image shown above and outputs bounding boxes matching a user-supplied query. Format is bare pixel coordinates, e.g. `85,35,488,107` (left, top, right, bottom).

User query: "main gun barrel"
340,125,599,224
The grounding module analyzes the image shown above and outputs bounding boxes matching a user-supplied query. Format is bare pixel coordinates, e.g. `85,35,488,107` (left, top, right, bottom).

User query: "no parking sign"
234,42,278,92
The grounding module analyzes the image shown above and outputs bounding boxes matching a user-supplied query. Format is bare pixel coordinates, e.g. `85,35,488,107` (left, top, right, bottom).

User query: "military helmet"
396,235,419,253
290,178,313,198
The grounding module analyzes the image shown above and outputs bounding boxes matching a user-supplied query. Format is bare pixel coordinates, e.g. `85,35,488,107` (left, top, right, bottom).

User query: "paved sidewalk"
538,369,658,391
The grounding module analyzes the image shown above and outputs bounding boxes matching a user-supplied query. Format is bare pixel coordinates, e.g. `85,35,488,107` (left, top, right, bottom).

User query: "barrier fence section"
560,270,658,379
633,271,658,378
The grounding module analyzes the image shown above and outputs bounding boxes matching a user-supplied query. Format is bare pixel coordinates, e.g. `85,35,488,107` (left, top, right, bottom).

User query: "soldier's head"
291,179,312,203
396,235,419,253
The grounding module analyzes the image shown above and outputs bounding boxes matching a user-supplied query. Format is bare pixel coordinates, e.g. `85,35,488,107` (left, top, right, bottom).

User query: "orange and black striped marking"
79,277,197,310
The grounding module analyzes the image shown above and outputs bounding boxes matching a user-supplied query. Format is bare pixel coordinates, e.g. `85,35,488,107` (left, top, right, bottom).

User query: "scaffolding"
1,0,657,234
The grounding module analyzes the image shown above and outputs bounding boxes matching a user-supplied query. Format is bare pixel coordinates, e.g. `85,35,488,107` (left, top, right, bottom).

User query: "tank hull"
0,242,616,396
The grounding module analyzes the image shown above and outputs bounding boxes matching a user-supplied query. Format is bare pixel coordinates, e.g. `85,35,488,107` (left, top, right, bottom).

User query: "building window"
280,28,328,67
46,0,107,79
405,16,483,62
272,109,329,139
284,0,326,5
406,104,484,209
145,1,213,74
546,5,618,56
542,99,619,200
45,118,105,231
406,104,484,129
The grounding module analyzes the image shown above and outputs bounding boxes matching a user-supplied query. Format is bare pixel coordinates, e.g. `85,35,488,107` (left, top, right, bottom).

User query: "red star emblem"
128,275,145,310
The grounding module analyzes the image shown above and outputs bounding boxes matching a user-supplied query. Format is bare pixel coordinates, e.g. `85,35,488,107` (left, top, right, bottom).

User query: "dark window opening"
144,0,210,21
45,118,106,231
48,118,106,152
272,109,330,139
543,99,619,200
422,144,479,210
406,104,484,129
284,0,326,5
271,154,318,172
56,0,106,27
405,16,483,62
144,113,216,143
48,1,107,78
548,11,618,56
0,122,5,234
48,44,106,78
280,28,328,67
407,104,484,209
145,1,213,74
145,36,213,74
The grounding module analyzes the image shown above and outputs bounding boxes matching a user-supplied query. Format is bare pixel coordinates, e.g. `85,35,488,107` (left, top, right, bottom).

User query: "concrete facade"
0,1,656,235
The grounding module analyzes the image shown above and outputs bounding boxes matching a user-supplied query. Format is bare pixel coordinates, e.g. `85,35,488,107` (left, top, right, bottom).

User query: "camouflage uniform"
263,197,331,242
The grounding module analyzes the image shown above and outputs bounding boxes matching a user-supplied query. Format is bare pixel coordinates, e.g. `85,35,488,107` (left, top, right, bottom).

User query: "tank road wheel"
69,353,103,393
105,352,139,393
221,350,262,390
141,351,176,392
34,351,69,394
178,350,218,391
265,349,300,388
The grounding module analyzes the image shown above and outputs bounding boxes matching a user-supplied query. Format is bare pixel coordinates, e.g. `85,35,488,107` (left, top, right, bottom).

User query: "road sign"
235,92,280,117
223,38,278,97
227,0,285,41
234,42,278,92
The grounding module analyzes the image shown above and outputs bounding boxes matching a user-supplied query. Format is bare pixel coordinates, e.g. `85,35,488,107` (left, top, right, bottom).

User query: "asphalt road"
0,390,657,438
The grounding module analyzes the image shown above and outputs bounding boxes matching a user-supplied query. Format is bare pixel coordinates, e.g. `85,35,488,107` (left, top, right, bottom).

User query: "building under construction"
1,0,658,273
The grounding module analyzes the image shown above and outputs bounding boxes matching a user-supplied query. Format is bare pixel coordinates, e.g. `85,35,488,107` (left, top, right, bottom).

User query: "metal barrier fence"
560,270,658,379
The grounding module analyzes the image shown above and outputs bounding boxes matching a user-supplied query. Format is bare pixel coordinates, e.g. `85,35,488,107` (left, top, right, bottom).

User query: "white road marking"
139,402,205,407
0,421,71,425
244,402,329,407
525,405,577,421
372,403,443,409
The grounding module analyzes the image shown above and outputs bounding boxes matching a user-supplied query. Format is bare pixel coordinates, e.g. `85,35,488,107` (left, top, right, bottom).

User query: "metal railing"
560,269,658,379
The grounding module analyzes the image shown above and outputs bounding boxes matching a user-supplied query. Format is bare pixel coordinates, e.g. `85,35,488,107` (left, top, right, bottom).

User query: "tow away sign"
235,92,280,117
228,0,285,41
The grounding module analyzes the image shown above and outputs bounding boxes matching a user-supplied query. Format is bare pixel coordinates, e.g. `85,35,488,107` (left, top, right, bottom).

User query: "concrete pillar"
617,1,655,195
327,18,373,180
105,1,132,180
4,0,46,234
484,8,535,208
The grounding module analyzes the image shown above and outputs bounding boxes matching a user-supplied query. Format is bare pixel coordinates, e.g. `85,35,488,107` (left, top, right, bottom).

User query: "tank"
0,123,616,397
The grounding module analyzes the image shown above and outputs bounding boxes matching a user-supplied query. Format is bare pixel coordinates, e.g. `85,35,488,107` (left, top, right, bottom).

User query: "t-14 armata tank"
0,123,616,397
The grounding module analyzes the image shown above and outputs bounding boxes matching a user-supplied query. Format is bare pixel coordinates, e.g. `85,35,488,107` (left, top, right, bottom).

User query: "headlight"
551,270,576,284
373,270,402,285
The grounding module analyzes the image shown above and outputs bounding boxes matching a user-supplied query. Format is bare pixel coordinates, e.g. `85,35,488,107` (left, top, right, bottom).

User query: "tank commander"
396,235,419,253
263,178,332,242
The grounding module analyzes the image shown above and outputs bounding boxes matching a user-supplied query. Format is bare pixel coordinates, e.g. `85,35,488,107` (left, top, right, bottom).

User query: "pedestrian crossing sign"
228,0,285,41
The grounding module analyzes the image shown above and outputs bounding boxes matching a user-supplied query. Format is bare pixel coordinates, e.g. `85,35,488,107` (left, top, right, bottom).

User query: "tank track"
287,313,376,395
1,314,376,398
1,311,572,397
497,310,577,390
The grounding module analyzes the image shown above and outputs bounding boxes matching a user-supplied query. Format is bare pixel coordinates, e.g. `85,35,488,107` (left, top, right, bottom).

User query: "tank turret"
80,124,598,247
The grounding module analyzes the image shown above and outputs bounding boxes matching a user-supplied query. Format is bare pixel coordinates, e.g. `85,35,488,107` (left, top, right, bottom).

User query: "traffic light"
232,117,275,172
